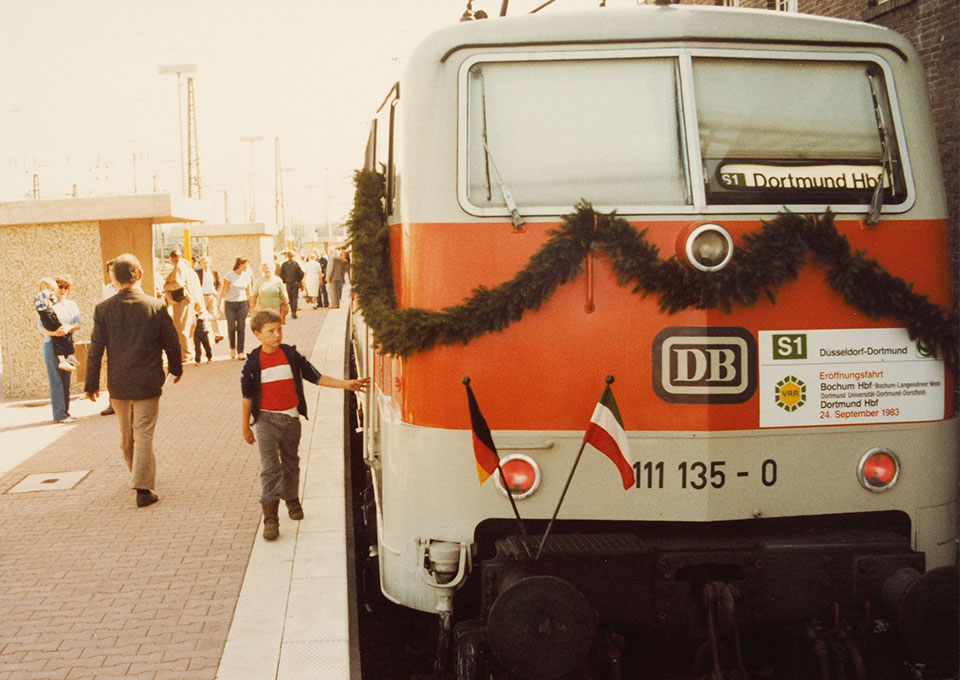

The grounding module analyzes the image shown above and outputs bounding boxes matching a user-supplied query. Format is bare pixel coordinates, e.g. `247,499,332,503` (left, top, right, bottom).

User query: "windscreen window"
693,58,905,205
466,58,690,208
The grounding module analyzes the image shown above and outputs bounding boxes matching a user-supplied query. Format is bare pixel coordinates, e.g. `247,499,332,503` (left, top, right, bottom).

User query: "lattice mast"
274,137,285,229
186,76,202,199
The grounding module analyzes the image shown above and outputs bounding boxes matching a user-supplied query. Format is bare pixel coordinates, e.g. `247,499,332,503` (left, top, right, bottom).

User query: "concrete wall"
206,234,276,283
190,223,279,287
100,218,158,298
0,221,102,399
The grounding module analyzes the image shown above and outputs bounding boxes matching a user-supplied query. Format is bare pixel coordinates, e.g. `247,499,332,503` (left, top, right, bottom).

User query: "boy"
240,309,368,540
36,277,79,371
192,301,213,364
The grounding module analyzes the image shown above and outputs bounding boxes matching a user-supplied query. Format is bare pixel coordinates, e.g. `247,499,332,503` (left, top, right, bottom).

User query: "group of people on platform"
35,245,364,529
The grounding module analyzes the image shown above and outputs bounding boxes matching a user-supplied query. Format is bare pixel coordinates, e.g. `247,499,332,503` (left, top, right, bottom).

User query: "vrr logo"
775,376,806,412
653,327,757,404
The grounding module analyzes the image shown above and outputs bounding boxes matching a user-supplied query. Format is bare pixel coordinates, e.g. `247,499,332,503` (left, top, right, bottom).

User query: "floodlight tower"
274,137,288,231
158,64,197,195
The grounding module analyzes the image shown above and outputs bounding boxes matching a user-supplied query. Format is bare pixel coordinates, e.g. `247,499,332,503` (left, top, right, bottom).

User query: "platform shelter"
189,222,279,281
0,194,208,400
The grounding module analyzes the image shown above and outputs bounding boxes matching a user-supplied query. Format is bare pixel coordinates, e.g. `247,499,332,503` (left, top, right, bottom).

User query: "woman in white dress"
302,253,323,306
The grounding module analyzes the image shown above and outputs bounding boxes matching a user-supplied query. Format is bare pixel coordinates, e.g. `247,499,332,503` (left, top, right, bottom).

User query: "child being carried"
36,277,78,372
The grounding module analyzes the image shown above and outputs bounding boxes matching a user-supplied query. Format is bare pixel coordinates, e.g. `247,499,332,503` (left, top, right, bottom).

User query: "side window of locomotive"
363,118,377,173
374,91,399,215
693,58,906,206
466,58,691,209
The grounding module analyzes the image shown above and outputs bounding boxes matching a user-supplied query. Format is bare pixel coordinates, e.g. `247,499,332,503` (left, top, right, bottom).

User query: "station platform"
0,298,361,680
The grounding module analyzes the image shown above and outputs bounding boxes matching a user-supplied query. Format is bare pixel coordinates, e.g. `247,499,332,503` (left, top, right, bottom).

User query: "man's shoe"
215,335,223,343
136,489,158,507
291,314,297,319
286,498,304,520
262,500,280,540
101,405,115,415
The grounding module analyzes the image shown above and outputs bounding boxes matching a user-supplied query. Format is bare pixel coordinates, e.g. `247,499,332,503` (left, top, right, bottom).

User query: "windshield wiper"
866,66,895,226
475,69,526,230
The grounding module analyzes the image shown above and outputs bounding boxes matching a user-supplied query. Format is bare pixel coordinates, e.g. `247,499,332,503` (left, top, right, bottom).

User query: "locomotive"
347,5,958,678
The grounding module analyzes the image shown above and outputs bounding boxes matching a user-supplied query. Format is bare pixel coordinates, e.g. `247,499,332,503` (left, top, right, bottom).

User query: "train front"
352,7,958,679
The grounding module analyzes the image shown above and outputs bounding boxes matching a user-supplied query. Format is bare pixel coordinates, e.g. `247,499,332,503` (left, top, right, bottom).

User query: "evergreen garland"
347,170,957,366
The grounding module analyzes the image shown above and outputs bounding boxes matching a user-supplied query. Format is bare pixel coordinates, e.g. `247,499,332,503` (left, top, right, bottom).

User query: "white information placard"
758,328,944,428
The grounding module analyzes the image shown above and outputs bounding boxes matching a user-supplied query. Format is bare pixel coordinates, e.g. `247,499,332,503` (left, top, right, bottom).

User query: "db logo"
653,327,757,404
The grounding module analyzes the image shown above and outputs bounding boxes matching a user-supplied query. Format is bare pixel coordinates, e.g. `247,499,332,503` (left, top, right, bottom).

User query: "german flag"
464,379,500,485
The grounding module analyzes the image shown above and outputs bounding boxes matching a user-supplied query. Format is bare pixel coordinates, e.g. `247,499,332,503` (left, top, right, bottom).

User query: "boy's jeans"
255,410,302,504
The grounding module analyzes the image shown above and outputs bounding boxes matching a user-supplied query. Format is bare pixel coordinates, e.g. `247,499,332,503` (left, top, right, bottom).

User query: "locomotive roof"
409,5,915,66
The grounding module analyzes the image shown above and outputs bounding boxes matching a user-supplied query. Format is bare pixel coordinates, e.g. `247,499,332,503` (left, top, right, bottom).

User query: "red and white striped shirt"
259,349,299,417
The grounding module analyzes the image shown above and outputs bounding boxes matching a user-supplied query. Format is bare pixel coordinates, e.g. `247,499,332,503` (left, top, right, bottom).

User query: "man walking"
278,250,304,319
163,249,195,362
325,248,345,309
195,256,223,343
85,253,183,507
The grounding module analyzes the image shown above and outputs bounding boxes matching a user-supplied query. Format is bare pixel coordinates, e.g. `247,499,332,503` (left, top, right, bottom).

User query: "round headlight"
857,447,900,492
493,454,541,500
684,223,734,272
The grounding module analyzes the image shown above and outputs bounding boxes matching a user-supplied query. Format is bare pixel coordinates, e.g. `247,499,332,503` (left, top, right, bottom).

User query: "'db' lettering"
673,348,707,382
653,327,757,404
707,348,737,382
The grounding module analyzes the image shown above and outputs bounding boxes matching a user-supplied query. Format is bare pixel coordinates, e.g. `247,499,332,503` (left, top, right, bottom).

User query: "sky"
0,0,626,231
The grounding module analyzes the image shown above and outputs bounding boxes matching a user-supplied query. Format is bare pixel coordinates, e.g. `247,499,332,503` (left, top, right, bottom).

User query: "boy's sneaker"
58,358,76,371
286,498,304,520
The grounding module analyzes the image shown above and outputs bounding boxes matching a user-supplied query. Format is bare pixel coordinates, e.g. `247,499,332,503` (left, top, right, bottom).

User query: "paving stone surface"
0,307,328,680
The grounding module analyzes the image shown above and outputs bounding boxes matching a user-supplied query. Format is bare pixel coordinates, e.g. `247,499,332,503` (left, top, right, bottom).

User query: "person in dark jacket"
84,253,183,508
240,309,368,540
278,250,304,319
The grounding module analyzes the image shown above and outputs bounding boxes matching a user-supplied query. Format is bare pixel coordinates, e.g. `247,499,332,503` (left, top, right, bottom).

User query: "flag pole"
497,460,527,536
535,375,616,560
535,439,588,560
463,377,526,535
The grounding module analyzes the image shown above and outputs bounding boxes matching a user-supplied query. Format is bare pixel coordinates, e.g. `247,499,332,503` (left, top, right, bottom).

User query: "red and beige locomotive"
348,5,957,678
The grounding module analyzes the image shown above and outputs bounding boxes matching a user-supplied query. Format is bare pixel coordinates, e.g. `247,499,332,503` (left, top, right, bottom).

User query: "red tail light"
858,447,900,492
493,454,541,500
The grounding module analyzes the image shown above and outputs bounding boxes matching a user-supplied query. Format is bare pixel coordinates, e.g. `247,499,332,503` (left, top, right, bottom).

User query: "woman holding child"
38,277,81,423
